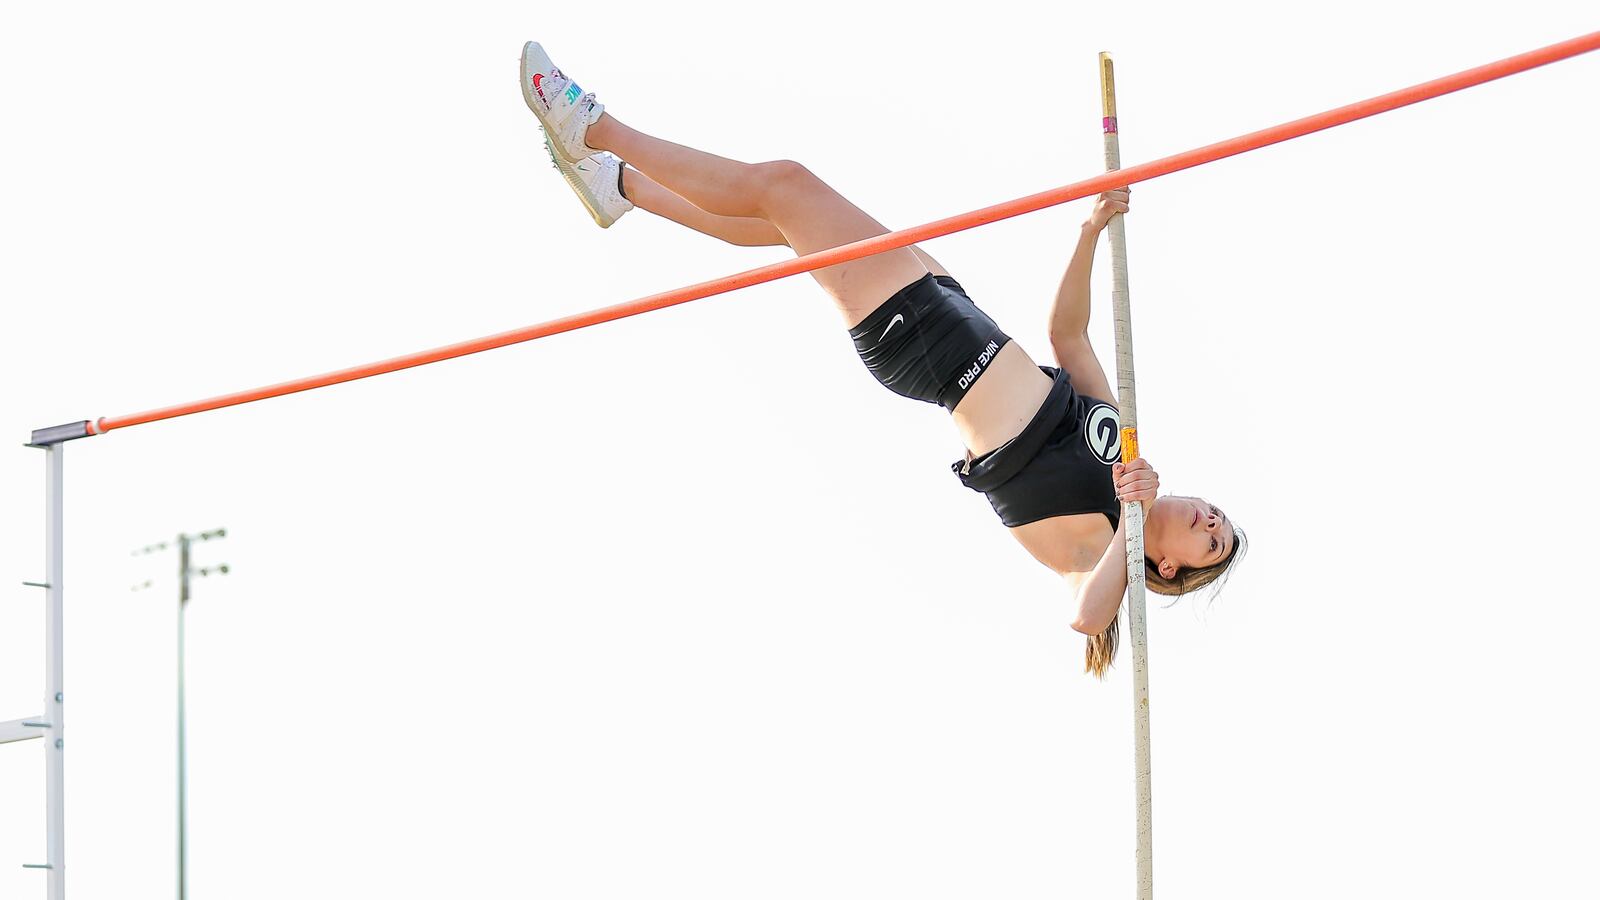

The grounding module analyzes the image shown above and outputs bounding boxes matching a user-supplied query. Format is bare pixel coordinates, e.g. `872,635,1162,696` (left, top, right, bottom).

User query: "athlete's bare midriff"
951,341,1053,456
951,340,1116,575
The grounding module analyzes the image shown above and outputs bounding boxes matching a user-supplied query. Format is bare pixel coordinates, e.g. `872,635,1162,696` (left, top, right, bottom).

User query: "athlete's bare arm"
1064,456,1159,634
1048,190,1125,403
1065,518,1130,634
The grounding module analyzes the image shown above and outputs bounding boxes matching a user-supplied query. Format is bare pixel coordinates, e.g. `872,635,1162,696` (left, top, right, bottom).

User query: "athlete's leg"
587,114,927,327
617,157,1047,452
622,168,785,247
909,247,951,279
622,166,954,277
524,45,1049,452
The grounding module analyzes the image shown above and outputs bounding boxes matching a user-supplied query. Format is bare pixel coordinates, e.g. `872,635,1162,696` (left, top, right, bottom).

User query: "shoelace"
542,68,596,112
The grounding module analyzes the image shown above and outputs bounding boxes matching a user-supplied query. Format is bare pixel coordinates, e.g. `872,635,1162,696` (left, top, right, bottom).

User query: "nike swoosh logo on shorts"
880,314,905,340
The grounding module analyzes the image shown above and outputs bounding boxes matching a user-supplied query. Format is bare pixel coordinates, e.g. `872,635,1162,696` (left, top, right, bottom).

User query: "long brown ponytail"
1085,614,1120,678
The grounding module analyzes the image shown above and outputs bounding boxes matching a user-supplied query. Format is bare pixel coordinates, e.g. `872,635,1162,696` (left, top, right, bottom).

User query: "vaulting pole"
1100,51,1153,900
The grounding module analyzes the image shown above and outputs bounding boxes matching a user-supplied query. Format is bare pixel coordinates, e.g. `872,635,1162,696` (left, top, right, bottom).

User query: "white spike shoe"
543,133,632,228
520,41,604,163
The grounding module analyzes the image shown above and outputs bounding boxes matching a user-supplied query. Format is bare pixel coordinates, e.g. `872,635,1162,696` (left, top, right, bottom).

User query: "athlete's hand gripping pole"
1100,51,1154,900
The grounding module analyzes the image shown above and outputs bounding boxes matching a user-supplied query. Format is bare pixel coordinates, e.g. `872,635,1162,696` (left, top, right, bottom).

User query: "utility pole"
133,528,228,900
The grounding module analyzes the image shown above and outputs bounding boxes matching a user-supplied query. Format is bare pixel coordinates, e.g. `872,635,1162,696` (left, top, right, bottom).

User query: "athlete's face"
1148,495,1233,580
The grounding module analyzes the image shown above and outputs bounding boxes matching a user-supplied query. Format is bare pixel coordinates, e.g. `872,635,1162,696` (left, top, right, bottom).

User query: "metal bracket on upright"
27,421,94,448
0,718,50,745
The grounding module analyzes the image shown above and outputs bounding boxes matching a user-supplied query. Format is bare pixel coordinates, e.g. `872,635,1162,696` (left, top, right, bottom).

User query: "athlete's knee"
760,159,815,184
753,159,821,211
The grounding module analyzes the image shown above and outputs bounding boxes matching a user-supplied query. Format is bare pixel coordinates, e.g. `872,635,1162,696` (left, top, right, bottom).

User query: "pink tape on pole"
1104,116,1118,133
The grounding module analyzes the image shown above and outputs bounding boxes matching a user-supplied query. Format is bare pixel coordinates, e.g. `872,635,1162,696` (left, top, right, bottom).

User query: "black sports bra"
952,366,1122,528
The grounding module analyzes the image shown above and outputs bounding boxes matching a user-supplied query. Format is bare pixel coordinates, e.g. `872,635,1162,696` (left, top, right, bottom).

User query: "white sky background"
2,2,1597,898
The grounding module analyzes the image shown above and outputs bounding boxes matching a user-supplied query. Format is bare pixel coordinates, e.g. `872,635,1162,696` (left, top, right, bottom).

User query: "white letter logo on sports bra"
1084,403,1121,465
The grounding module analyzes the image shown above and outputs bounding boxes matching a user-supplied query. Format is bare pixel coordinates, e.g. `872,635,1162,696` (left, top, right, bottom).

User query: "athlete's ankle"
584,112,618,153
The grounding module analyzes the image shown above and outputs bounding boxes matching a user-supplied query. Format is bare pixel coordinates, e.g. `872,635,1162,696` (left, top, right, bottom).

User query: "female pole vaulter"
519,42,1245,675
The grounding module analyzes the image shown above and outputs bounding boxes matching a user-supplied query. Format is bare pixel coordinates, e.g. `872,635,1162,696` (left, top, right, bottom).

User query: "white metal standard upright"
0,441,66,900
44,442,66,900
1099,51,1153,900
9,421,89,900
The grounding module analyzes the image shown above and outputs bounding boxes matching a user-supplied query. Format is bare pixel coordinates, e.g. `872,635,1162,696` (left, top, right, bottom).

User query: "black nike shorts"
848,273,1012,412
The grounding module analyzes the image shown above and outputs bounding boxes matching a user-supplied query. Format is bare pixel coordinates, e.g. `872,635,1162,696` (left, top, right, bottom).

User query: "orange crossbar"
87,30,1599,436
